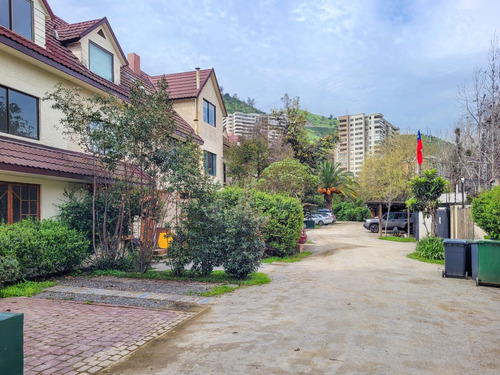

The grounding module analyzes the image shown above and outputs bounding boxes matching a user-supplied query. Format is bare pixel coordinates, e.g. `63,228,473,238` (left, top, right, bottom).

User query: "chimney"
127,53,141,75
195,67,200,90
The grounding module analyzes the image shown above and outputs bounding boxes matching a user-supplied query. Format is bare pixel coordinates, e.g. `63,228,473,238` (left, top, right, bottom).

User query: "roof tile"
151,69,213,100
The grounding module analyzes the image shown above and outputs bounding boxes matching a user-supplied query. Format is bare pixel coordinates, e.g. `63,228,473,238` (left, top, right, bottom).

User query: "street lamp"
461,177,465,209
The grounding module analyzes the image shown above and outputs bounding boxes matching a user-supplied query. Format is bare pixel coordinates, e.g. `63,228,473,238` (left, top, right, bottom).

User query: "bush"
171,193,265,278
416,236,444,260
331,199,370,222
222,204,265,279
0,219,90,280
219,187,303,257
472,186,500,240
0,255,20,287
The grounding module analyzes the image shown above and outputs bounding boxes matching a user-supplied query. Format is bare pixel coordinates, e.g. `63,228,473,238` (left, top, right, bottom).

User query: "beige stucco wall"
171,74,225,184
0,171,83,220
0,48,70,148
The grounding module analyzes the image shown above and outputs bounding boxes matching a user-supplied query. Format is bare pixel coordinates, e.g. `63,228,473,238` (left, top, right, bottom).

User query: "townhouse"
0,0,226,224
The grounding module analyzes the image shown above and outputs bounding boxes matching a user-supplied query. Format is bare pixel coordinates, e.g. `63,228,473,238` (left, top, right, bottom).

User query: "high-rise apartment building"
222,112,281,140
335,113,399,174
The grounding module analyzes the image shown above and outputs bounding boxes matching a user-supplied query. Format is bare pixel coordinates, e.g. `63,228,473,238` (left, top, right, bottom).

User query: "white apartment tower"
222,112,281,140
335,113,399,174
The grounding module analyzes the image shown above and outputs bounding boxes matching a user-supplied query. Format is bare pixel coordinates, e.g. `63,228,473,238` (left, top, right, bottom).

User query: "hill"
221,92,337,141
222,93,265,114
304,112,338,141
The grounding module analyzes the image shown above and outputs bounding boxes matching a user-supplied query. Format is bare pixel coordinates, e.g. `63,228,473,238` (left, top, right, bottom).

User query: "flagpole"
417,130,423,176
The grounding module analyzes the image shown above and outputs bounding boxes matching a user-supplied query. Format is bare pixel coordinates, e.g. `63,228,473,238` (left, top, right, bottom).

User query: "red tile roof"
0,16,203,145
151,69,213,100
0,135,147,182
227,133,241,145
56,19,102,42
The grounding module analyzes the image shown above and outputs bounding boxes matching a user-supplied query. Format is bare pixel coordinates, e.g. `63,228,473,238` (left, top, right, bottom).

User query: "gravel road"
101,222,500,375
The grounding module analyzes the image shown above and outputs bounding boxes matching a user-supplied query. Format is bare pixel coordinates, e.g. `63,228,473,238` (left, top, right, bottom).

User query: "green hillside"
305,112,338,128
222,93,265,114
304,112,338,141
221,92,337,141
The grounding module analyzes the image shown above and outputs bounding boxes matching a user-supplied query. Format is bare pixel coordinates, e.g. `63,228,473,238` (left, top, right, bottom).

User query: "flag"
417,130,423,165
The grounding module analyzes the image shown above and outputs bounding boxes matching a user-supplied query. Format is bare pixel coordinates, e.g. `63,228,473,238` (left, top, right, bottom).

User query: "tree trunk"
323,194,333,212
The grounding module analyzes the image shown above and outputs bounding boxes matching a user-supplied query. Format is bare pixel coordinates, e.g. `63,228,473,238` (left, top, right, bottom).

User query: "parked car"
317,211,336,224
305,213,334,226
363,211,414,233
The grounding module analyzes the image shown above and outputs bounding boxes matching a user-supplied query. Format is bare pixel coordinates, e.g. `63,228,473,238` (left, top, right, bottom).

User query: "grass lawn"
380,236,416,243
262,252,312,264
92,269,271,296
0,280,56,298
407,252,444,264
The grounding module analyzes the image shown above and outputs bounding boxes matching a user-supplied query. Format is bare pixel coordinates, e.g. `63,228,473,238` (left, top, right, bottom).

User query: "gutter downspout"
194,67,201,135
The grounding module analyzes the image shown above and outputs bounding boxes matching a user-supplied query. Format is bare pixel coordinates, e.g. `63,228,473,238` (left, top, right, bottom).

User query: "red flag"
417,130,423,165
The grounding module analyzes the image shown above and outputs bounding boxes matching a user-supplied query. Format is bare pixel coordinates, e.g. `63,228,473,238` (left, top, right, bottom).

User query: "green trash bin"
475,240,500,287
0,312,24,375
305,220,315,229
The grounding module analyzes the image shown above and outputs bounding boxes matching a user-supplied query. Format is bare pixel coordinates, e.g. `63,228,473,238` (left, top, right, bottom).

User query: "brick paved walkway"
0,297,199,375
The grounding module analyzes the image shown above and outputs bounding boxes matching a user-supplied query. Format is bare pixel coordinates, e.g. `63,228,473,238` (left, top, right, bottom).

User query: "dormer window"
89,41,113,81
0,0,33,40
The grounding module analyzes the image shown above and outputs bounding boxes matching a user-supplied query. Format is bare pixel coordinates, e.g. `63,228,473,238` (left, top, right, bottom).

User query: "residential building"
222,112,282,141
151,68,227,184
0,0,223,223
335,113,399,174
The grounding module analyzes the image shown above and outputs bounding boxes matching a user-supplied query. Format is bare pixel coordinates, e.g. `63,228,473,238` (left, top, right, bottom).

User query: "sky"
47,0,500,136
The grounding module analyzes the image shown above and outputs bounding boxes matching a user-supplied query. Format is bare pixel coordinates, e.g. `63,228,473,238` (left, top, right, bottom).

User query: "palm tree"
317,161,357,211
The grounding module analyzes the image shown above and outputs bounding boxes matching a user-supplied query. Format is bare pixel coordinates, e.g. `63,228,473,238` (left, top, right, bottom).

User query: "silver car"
363,211,413,233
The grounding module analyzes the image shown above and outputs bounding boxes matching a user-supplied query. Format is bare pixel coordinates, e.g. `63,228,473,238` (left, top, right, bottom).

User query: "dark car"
363,211,414,233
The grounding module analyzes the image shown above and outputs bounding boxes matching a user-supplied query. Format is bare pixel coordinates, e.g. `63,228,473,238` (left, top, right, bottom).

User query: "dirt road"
102,222,500,375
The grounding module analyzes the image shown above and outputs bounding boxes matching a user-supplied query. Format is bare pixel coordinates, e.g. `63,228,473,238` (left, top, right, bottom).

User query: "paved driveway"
103,222,500,375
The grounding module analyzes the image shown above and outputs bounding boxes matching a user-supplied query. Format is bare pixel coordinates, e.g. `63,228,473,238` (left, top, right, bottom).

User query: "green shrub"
0,255,20,287
219,187,303,257
175,195,265,278
416,236,444,260
331,199,370,222
222,204,265,279
472,186,500,240
0,219,90,280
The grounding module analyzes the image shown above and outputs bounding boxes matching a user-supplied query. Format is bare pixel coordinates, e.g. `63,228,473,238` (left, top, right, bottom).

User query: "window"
0,85,39,139
203,99,216,126
0,182,39,224
0,0,33,40
89,41,113,81
205,151,216,176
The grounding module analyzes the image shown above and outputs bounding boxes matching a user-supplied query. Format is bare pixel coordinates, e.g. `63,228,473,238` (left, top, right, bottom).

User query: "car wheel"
370,224,379,233
318,220,324,226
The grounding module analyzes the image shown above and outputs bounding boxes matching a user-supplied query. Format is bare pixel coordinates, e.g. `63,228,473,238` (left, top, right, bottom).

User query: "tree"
471,185,500,239
46,78,199,272
455,34,500,193
254,158,317,200
406,169,448,236
271,94,336,169
317,161,357,212
272,94,316,168
224,125,272,186
358,134,419,233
